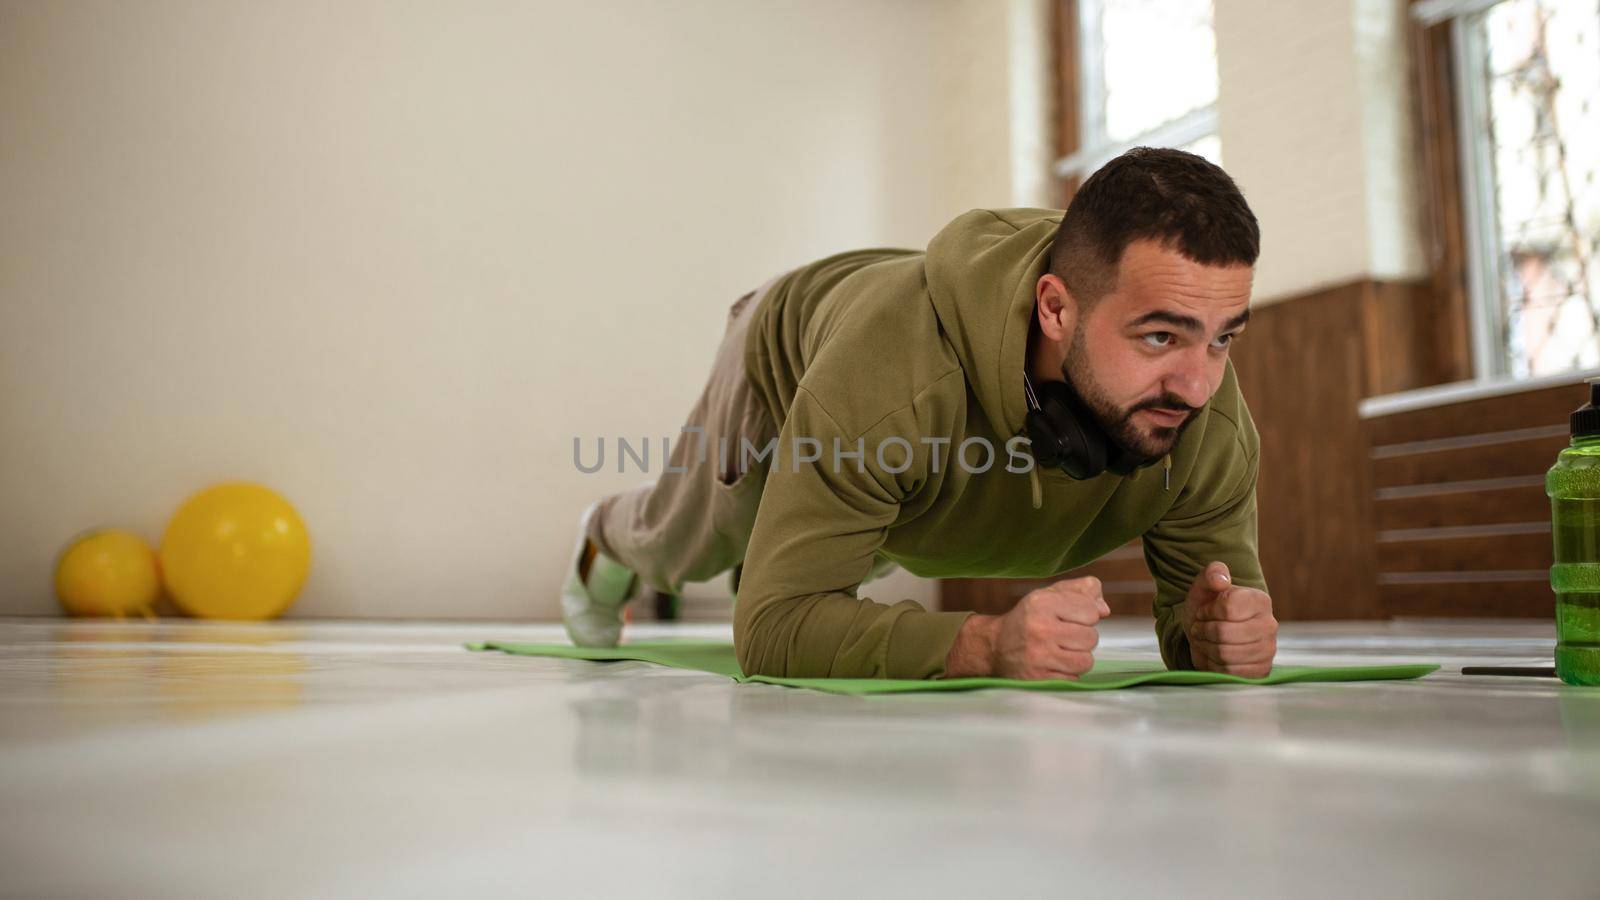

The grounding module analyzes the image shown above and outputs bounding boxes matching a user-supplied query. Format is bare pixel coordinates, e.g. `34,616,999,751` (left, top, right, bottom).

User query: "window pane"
1475,0,1600,377
1101,0,1218,142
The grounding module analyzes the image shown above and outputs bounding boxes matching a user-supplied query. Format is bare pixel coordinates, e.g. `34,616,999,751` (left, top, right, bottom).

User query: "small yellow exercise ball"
160,482,311,620
55,529,162,618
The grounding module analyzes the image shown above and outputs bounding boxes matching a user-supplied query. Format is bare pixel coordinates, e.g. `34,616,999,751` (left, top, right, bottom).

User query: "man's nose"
1166,352,1212,408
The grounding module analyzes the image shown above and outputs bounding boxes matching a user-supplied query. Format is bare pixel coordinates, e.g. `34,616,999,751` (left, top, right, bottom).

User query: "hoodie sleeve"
733,386,973,679
1141,427,1267,671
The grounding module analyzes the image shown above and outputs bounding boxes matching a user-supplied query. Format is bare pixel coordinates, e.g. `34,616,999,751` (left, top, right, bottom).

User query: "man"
562,147,1278,680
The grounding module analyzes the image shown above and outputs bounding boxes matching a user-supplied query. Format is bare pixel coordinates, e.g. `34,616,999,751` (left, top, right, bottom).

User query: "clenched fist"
944,576,1110,680
1178,561,1278,677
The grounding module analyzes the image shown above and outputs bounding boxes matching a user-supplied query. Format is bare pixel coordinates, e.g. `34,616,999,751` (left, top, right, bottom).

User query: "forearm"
734,588,972,679
729,388,979,679
943,613,997,678
1141,439,1265,672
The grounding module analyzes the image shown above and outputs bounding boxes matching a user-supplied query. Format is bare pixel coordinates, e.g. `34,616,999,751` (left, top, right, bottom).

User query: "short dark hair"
1050,147,1259,304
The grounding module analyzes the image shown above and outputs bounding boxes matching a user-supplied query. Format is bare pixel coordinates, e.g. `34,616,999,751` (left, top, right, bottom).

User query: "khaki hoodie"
735,208,1266,679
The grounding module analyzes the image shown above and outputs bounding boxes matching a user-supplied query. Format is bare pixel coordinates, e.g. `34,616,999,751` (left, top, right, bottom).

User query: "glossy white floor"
2,616,1597,899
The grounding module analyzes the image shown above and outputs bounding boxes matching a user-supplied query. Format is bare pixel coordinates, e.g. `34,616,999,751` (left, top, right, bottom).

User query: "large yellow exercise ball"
54,529,162,618
160,482,311,620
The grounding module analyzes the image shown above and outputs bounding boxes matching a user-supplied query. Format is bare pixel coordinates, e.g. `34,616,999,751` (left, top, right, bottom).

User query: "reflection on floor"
2,616,1597,898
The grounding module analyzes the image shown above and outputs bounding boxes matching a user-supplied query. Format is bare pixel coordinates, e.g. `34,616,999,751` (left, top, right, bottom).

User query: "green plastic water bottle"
1551,377,1600,686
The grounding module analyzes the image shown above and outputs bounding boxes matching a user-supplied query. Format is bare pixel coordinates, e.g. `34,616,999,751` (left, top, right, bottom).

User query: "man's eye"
1211,333,1235,349
1142,332,1173,348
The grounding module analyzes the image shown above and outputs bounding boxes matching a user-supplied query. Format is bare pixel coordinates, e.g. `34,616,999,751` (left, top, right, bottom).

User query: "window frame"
1414,0,1511,379
1413,0,1597,381
1051,0,1222,187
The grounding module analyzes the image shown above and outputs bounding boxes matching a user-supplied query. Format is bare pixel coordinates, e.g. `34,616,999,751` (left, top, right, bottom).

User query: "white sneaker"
561,502,640,647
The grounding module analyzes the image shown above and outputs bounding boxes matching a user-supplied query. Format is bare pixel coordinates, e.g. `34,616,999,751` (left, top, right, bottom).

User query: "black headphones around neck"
1022,373,1164,480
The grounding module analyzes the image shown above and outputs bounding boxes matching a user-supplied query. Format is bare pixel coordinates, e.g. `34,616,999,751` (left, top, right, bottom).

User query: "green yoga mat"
467,640,1438,695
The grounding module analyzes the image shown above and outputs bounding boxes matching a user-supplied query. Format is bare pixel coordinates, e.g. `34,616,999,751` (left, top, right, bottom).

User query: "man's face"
1060,239,1253,461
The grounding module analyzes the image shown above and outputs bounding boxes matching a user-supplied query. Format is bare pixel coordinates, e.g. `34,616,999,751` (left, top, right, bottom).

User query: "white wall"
934,0,1057,216
0,0,1052,619
1214,0,1426,305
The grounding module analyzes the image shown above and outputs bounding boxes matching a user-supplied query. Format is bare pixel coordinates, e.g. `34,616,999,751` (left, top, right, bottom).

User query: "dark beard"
1062,323,1198,461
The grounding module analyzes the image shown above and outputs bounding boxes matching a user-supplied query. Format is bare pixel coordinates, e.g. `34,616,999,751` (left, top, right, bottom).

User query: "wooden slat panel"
1374,484,1551,530
1061,556,1151,583
1367,377,1572,617
1372,434,1570,488
940,578,1006,615
1366,382,1582,445
1232,282,1382,620
1361,281,1434,396
1380,580,1554,617
1376,531,1553,573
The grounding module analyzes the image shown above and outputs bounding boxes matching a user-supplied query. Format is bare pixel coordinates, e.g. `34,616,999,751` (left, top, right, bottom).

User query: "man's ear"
1034,274,1078,343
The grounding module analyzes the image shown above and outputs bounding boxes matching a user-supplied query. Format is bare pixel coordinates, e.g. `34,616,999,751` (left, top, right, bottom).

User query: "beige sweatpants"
586,274,898,596
585,275,784,595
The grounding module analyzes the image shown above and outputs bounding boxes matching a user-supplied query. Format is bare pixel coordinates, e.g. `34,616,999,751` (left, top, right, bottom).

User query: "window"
1419,0,1600,378
1055,0,1222,185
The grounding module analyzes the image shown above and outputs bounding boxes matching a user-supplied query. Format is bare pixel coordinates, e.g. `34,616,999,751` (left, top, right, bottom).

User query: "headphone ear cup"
1023,408,1065,469
1053,411,1105,479
1037,382,1108,480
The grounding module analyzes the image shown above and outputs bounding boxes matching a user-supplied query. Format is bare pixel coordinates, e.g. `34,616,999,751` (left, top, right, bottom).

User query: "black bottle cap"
1574,377,1600,438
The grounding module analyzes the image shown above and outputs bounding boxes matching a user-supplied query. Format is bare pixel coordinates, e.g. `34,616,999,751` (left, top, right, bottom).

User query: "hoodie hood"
924,208,1062,442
